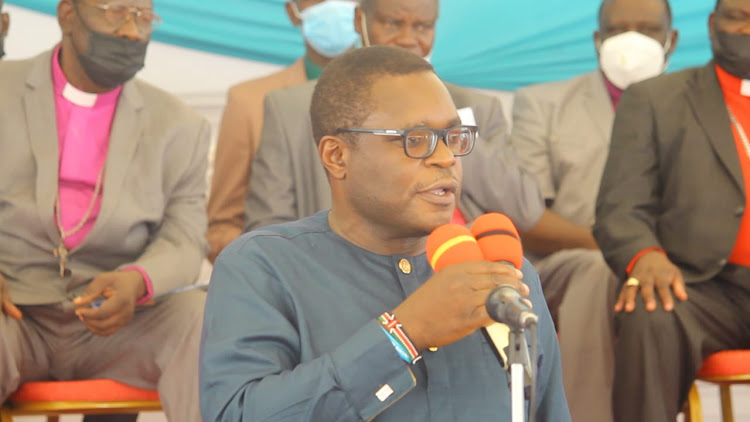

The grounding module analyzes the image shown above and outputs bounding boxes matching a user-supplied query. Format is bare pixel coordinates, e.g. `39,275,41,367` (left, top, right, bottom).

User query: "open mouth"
419,182,458,206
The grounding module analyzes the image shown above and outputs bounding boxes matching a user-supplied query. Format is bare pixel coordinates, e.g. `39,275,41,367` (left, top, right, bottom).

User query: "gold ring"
625,277,640,287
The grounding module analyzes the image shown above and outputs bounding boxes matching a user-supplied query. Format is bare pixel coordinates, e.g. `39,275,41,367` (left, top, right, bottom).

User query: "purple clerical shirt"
51,45,152,302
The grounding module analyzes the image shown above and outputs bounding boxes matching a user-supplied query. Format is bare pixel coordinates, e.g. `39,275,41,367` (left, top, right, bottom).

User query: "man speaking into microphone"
200,46,570,422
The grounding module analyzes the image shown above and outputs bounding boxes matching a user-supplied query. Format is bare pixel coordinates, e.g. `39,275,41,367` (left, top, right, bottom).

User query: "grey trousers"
533,248,618,422
0,290,205,422
613,264,750,422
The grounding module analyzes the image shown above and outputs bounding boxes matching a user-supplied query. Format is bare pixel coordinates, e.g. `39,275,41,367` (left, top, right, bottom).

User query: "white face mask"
291,0,359,58
598,31,672,89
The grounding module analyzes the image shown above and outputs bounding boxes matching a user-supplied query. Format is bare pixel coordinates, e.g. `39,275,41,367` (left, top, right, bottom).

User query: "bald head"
360,0,438,14
599,0,672,29
596,0,674,46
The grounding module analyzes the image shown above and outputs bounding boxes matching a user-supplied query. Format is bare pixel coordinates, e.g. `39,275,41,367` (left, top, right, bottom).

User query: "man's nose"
116,14,147,41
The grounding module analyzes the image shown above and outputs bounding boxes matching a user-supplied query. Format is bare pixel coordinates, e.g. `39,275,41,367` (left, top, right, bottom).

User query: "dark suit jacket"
594,62,744,284
244,79,544,232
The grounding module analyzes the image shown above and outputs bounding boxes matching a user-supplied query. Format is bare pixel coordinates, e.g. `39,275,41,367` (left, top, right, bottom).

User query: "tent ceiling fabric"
10,0,713,91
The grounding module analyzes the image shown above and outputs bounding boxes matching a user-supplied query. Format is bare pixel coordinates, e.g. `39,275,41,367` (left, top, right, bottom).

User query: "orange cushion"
9,380,159,403
697,350,750,377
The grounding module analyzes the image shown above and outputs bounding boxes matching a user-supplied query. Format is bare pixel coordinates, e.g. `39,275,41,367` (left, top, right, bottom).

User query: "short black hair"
598,0,673,25
310,45,435,146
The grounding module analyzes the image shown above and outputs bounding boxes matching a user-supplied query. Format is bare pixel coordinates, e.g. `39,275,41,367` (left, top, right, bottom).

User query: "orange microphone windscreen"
426,224,484,272
470,213,523,269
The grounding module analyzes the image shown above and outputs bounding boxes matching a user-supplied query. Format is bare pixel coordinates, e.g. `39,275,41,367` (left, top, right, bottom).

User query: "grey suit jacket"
245,79,544,232
0,49,211,304
594,63,744,283
511,71,614,228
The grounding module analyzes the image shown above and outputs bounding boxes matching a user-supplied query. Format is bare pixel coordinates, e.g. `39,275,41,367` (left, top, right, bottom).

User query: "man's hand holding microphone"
390,213,535,353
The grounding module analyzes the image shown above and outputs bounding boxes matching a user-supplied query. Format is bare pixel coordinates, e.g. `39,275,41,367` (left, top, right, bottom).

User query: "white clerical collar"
62,82,98,108
741,79,750,97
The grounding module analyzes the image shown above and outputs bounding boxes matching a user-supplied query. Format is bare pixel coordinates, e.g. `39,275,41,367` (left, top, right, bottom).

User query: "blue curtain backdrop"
10,0,715,91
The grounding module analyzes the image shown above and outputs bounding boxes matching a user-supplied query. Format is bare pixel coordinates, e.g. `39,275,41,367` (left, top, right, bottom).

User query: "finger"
140,299,156,306
640,276,657,312
521,298,533,309
73,277,110,306
516,281,530,296
614,288,626,312
467,272,514,291
622,282,640,313
2,300,23,320
467,261,523,279
653,267,679,311
75,289,115,309
1,283,23,320
671,271,689,302
78,306,132,335
488,273,529,295
75,296,126,321
657,282,675,311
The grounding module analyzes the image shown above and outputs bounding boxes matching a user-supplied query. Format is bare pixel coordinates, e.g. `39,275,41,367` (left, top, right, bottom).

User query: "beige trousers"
0,290,205,422
533,248,618,422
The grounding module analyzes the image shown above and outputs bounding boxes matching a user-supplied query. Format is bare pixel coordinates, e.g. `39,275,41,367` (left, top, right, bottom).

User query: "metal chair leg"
685,382,703,422
719,384,734,422
0,406,13,422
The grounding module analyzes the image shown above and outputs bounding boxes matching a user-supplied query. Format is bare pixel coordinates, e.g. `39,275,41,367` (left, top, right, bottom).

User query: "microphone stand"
506,326,536,422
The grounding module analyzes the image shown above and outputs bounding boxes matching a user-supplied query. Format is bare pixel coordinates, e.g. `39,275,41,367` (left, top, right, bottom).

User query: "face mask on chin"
711,29,750,80
598,30,671,89
73,24,148,90
293,0,358,59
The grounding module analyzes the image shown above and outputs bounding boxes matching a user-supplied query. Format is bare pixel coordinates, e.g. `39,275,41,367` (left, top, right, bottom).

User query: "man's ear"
593,30,602,51
58,0,76,36
1,13,10,37
319,135,351,180
285,1,303,27
354,6,364,36
666,29,679,57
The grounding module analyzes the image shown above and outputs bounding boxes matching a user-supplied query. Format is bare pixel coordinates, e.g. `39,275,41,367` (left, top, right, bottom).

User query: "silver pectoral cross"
53,240,69,278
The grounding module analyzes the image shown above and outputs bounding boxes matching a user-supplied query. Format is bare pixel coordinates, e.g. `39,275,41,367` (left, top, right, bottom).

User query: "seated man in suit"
0,1,209,421
508,0,677,420
594,0,750,420
207,0,360,263
245,0,587,250
201,45,570,422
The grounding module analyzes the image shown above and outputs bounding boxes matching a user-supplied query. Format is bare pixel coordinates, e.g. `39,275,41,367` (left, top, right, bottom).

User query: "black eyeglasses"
334,125,478,159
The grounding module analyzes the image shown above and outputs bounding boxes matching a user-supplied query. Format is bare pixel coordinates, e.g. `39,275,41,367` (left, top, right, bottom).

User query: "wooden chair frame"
1,391,160,422
684,373,750,422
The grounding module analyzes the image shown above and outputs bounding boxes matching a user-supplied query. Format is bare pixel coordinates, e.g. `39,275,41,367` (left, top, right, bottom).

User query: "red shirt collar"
715,63,750,97
600,71,624,109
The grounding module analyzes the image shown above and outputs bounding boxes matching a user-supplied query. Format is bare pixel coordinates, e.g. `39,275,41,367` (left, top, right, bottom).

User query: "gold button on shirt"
398,259,412,274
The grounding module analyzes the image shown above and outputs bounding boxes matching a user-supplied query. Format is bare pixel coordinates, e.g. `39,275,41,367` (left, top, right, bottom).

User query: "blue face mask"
297,0,358,58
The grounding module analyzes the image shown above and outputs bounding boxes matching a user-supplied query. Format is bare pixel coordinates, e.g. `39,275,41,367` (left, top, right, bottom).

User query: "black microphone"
486,285,538,329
